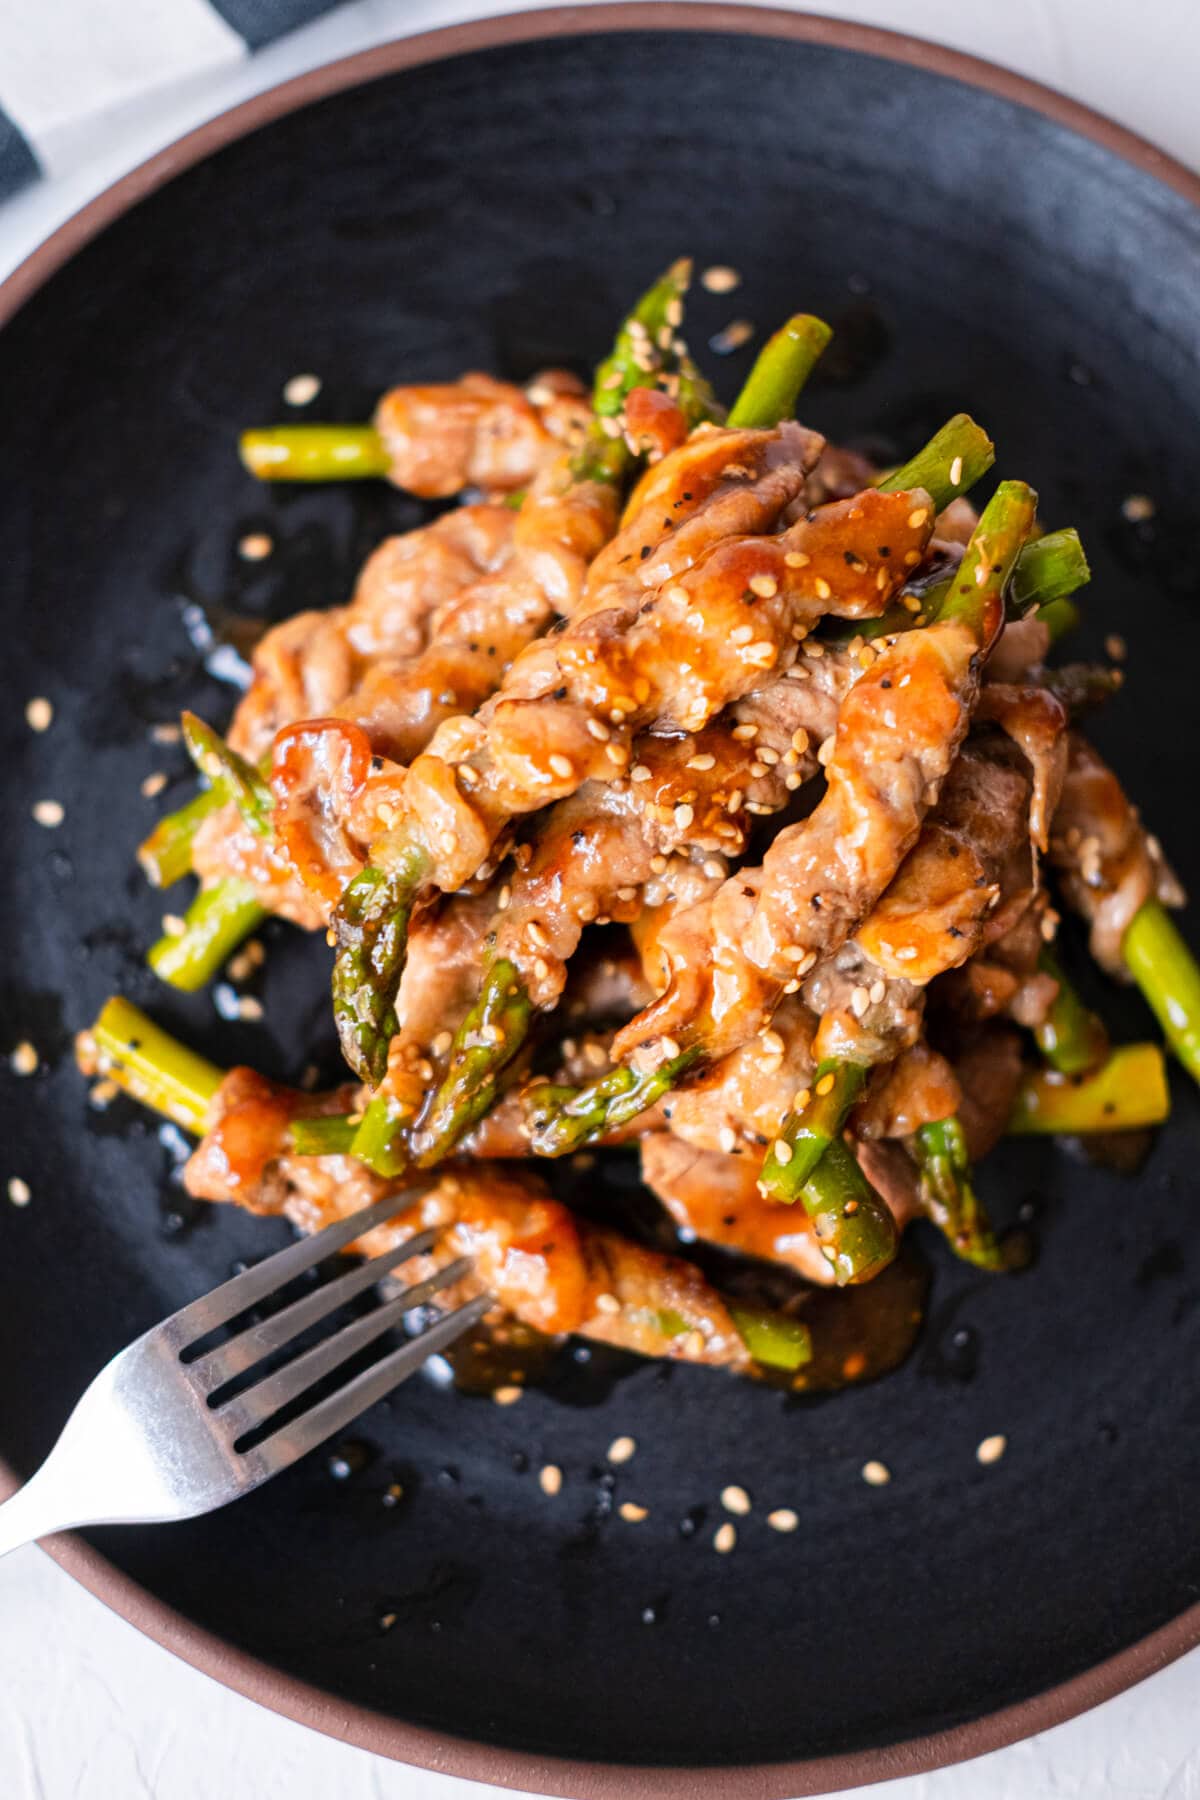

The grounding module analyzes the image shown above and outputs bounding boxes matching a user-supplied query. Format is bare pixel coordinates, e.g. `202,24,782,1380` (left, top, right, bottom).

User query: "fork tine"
189,1229,439,1391
251,1294,494,1477
219,1258,474,1436
171,1188,421,1347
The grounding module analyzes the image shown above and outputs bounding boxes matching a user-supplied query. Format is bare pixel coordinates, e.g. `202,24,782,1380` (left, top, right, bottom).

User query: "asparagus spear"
1122,899,1200,1087
147,879,267,993
875,413,995,513
912,1116,1005,1270
726,315,833,428
848,523,1087,646
527,1048,700,1158
1009,1042,1169,1133
759,1062,866,1197
240,424,391,483
180,712,273,835
138,786,225,888
82,997,223,1134
1034,947,1109,1075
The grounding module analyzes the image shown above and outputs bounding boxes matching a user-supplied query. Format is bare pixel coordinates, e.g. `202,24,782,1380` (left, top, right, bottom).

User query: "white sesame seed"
595,1292,621,1316
25,697,53,732
745,641,776,666
141,771,168,798
700,264,741,294
608,1435,637,1465
702,858,725,880
151,722,181,745
718,1124,737,1155
687,752,717,771
631,764,652,783
949,455,964,487
238,532,273,561
730,624,754,646
709,319,754,356
539,1463,563,1496
1121,493,1156,522
976,1434,1007,1466
772,1138,793,1165
1105,634,1127,662
673,803,695,830
813,577,832,602
585,717,611,741
850,985,871,1019
548,754,574,781
619,1501,649,1522
237,995,264,1022
492,1385,523,1406
659,1036,681,1061
605,743,630,766
431,1030,453,1056
721,1484,751,1516
7,1177,30,1207
713,1521,737,1553
11,1042,38,1076
767,1508,798,1533
869,980,887,1006
32,800,64,828
748,573,778,599
283,372,322,406
861,1460,891,1486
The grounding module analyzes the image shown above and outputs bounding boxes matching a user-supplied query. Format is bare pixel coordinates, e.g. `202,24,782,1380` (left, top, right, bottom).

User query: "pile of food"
78,261,1200,1389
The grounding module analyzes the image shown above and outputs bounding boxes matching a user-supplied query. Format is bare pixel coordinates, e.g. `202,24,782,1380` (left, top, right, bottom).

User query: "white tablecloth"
2,3,1197,1795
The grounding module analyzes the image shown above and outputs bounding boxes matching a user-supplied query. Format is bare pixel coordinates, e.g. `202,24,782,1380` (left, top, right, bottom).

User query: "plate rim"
2,6,1198,1793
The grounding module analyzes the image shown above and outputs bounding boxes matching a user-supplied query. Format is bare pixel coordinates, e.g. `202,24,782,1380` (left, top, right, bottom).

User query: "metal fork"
0,1190,490,1557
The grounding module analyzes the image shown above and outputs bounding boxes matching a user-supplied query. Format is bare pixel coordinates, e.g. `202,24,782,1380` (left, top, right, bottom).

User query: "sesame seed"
850,985,871,1019
786,665,809,681
32,800,64,828
151,722,181,745
673,803,694,830
791,728,810,753
687,752,717,771
793,1087,812,1112
748,573,778,599
869,980,886,1005
861,1460,891,1486
438,830,456,856
527,920,549,949
539,1463,563,1496
813,577,832,601
11,1041,37,1076
605,743,629,766
659,1036,681,1061
907,508,929,529
497,885,511,911
283,372,321,406
976,1434,1007,1466
721,1485,751,1516
549,754,574,781
701,264,741,293
949,455,964,486
745,802,773,815
785,772,804,791
749,762,768,779
431,1030,453,1056
767,1508,798,1533
718,1124,737,1154
25,697,52,732
732,723,758,740
709,319,754,356
1105,634,1127,662
816,736,835,767
785,550,811,569
600,415,623,439
238,532,273,561
492,1385,523,1406
745,641,776,665
608,1435,637,1464
140,771,168,798
730,624,754,646
586,717,611,741
619,1501,649,1522
616,885,638,903
1121,493,1156,522
161,913,186,937
772,1138,793,1165
631,764,652,783
665,297,684,328
649,854,669,875
713,1522,737,1553
702,858,725,880
236,995,264,1022
89,1078,119,1109
816,1072,836,1097
760,1030,784,1056
595,1292,621,1315
805,638,826,658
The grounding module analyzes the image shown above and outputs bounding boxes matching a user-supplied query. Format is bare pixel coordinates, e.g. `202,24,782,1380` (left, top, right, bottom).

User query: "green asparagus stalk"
876,413,994,514
240,424,390,483
138,786,225,888
727,1304,812,1370
180,712,273,836
148,879,268,992
1009,1042,1169,1133
1122,900,1200,1087
851,523,1088,646
726,315,833,428
759,1062,867,1200
83,997,223,1135
527,1049,700,1158
912,1116,1005,1270
408,959,531,1169
798,1137,898,1287
1034,948,1109,1075
332,848,428,1089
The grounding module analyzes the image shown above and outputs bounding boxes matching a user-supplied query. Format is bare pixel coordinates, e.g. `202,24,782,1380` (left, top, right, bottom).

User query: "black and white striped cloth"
0,0,346,205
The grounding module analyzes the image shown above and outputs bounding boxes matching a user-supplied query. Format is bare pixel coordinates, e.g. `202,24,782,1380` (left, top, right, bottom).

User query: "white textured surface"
1,2,1198,1795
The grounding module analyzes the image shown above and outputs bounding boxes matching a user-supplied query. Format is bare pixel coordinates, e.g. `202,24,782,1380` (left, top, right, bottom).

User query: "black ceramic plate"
2,9,1199,1795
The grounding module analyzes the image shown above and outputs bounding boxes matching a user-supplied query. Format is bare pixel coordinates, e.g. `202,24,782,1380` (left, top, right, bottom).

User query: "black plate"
2,10,1199,1791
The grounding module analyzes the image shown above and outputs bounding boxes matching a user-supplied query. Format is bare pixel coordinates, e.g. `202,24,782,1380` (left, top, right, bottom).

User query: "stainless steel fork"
0,1190,490,1557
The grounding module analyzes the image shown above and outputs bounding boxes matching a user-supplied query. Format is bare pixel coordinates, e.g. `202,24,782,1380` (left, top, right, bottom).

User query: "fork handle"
0,1465,84,1559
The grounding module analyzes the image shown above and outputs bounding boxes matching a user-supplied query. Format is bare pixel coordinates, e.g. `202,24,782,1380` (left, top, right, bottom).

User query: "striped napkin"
0,0,345,205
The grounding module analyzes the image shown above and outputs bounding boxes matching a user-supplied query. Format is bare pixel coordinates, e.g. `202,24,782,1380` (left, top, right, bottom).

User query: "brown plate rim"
2,7,1198,1794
